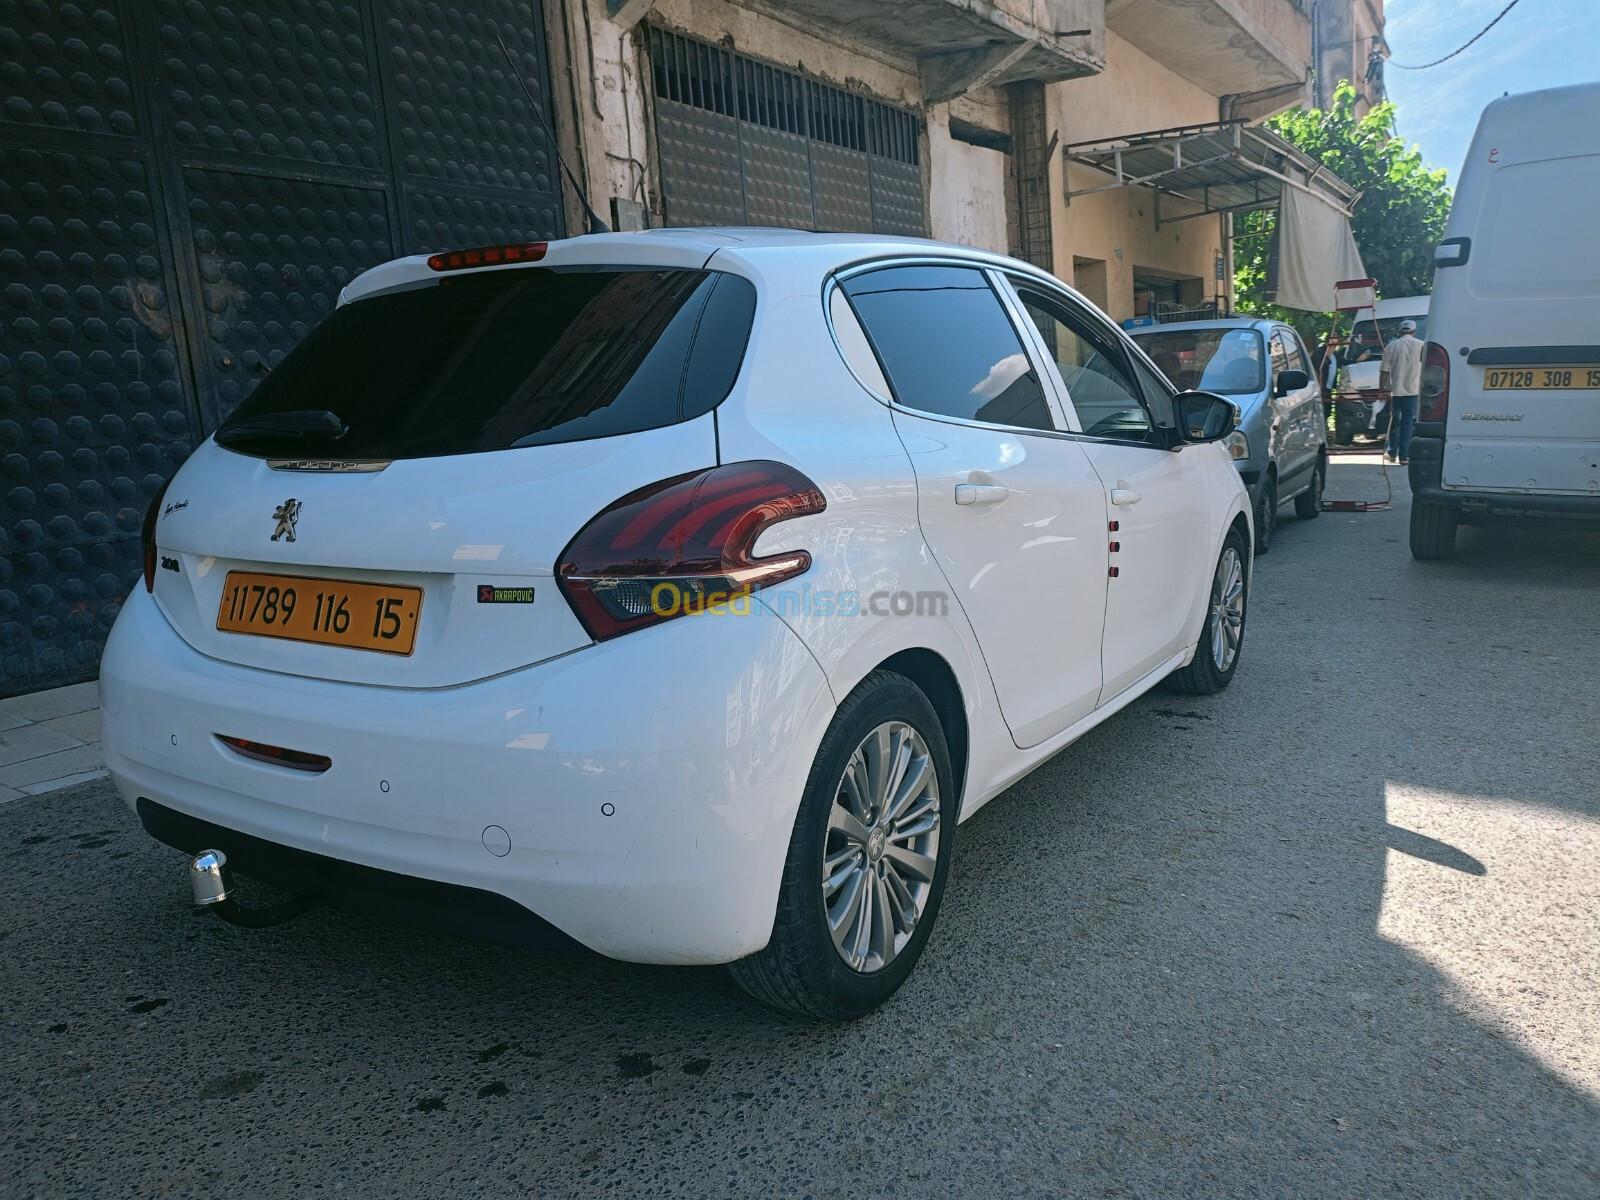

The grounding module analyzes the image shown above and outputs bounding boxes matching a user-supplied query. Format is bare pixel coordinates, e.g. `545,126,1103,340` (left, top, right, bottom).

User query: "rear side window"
839,265,1054,431
215,268,757,459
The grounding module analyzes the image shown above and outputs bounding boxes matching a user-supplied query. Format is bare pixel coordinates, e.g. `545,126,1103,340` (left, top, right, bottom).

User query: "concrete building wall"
553,0,1013,246
1049,30,1232,322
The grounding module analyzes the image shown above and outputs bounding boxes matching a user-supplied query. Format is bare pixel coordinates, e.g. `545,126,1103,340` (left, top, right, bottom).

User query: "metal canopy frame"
1062,119,1360,227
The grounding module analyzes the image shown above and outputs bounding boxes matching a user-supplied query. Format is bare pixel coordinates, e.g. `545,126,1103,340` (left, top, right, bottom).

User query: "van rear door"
1436,87,1600,497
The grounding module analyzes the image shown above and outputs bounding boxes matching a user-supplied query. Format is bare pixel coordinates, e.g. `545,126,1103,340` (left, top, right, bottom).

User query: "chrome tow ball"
190,849,234,908
188,849,315,929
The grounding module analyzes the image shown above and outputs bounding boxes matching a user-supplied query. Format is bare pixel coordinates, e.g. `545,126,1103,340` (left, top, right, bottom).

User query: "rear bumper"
1409,435,1600,514
101,588,837,964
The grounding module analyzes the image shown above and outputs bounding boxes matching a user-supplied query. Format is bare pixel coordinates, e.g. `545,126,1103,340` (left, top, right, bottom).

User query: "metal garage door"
648,26,924,236
0,0,563,694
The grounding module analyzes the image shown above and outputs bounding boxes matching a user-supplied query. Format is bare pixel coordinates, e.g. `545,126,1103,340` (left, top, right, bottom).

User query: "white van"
1410,82,1600,559
1335,295,1430,446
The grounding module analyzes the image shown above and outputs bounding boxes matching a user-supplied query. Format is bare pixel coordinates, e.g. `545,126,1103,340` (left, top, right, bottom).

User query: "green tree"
1233,81,1453,344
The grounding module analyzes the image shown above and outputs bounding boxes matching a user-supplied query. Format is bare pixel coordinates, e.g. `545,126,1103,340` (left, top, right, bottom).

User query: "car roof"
341,227,1053,305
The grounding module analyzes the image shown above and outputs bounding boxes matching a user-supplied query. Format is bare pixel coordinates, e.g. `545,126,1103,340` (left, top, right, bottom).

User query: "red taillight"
141,478,171,592
426,242,548,271
1420,341,1451,421
216,735,332,773
557,461,827,641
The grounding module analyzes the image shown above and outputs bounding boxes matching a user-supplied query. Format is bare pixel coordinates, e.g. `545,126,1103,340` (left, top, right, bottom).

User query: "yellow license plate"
1483,366,1600,390
217,572,422,655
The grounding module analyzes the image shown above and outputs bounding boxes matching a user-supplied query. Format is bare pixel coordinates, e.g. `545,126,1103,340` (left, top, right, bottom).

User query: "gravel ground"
4,458,1598,1199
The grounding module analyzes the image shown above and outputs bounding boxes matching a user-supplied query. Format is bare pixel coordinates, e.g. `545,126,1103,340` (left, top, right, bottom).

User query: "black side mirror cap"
1276,368,1310,396
1174,391,1239,444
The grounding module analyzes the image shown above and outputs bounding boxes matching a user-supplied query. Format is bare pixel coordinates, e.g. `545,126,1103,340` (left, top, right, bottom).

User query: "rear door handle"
955,483,1009,506
1110,487,1142,506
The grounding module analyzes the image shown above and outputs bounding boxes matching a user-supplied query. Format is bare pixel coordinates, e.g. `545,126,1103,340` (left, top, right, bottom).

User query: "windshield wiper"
215,410,347,448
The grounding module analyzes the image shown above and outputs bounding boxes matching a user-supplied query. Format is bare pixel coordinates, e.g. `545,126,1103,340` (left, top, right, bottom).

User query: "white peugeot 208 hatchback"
102,229,1251,1019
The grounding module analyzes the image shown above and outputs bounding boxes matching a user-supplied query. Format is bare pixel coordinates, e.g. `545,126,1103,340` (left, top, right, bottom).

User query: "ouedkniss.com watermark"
647,583,948,618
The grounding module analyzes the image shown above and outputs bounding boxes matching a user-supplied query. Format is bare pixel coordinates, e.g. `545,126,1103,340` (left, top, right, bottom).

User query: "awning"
1062,119,1366,311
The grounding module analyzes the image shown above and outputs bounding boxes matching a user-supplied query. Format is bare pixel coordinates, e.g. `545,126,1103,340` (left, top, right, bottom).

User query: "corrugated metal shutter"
0,0,563,694
648,27,924,236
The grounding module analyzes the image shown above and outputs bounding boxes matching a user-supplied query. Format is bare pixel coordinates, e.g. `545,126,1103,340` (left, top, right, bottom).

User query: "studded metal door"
647,27,925,236
0,0,563,695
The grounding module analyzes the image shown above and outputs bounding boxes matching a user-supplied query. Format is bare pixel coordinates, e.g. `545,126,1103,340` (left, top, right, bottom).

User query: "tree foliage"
1233,81,1453,343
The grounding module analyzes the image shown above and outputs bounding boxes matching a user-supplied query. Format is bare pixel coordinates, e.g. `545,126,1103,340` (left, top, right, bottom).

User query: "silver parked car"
1134,318,1327,553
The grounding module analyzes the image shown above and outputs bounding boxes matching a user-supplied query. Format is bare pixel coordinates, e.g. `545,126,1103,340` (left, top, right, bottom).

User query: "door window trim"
998,275,1171,450
822,256,1075,437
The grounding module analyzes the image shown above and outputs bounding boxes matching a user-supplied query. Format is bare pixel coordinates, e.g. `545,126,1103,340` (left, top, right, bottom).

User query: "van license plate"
217,572,422,655
1483,367,1600,390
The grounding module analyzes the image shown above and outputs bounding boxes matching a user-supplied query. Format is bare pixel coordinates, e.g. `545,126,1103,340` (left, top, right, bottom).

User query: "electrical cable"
1388,0,1524,70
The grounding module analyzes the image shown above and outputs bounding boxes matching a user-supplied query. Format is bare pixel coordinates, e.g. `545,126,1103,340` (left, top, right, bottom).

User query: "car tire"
1294,456,1325,520
1164,528,1249,696
1410,499,1460,560
1252,477,1275,555
727,670,956,1021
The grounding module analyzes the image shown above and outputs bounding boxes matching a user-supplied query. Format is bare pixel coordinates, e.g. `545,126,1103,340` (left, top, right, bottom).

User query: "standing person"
1315,336,1340,428
1380,318,1425,464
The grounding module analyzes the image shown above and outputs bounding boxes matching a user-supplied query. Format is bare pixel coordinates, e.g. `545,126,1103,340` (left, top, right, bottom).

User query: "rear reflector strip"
216,735,332,774
426,242,548,271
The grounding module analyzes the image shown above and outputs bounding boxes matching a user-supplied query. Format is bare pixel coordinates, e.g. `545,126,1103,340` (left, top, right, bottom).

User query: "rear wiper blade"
215,410,347,447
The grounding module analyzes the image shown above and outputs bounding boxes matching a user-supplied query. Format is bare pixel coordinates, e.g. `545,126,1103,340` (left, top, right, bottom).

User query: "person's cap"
1398,319,1417,333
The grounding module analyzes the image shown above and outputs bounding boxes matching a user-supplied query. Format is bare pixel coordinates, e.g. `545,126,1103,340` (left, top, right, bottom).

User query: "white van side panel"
1433,84,1600,498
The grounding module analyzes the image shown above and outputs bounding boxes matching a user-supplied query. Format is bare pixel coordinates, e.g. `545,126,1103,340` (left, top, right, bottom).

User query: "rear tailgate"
150,420,718,687
1440,142,1600,495
142,248,759,686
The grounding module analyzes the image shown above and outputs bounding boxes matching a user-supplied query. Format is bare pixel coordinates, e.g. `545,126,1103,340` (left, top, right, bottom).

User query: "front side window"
215,267,757,459
839,265,1054,432
1134,328,1265,396
1014,286,1152,440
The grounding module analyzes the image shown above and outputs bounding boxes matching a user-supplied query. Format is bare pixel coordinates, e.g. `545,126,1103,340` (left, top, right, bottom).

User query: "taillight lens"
141,478,171,592
557,461,827,640
1420,341,1451,421
426,242,547,271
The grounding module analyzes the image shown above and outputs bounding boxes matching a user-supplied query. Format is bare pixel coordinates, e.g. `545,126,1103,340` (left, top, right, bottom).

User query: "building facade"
1,0,1370,694
1313,0,1388,116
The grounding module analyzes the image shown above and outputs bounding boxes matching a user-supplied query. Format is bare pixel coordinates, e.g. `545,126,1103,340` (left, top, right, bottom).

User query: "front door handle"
955,483,1009,506
1110,487,1142,506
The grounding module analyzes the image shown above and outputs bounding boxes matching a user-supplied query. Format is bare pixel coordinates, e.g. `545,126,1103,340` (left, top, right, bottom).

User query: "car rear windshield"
1134,328,1265,395
1350,315,1427,358
214,267,757,459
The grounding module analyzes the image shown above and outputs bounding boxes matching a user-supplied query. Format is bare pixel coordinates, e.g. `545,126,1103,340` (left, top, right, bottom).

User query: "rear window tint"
215,268,756,459
840,265,1054,432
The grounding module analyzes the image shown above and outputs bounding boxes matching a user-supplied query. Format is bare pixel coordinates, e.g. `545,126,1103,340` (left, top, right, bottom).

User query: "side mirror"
1275,368,1310,396
1174,391,1239,444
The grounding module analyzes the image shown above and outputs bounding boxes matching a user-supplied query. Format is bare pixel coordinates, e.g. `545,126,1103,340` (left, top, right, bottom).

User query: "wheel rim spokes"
822,720,941,974
1209,547,1246,672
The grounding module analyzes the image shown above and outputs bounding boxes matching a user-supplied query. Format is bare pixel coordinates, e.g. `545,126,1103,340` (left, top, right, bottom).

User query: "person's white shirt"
1381,333,1425,396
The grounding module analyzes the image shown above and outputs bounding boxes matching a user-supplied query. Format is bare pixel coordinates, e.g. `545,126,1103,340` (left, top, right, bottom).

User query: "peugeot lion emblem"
271,498,301,542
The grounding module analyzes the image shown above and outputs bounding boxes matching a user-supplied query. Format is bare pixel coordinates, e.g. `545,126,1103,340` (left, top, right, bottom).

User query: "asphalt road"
5,458,1598,1199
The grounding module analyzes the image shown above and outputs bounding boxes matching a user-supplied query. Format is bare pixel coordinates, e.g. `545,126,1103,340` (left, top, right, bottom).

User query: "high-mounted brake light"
557,461,827,641
141,478,171,592
1420,341,1451,422
426,242,548,272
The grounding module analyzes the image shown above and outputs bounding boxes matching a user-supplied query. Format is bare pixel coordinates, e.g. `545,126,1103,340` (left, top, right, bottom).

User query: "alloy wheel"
1209,546,1246,672
821,721,941,973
